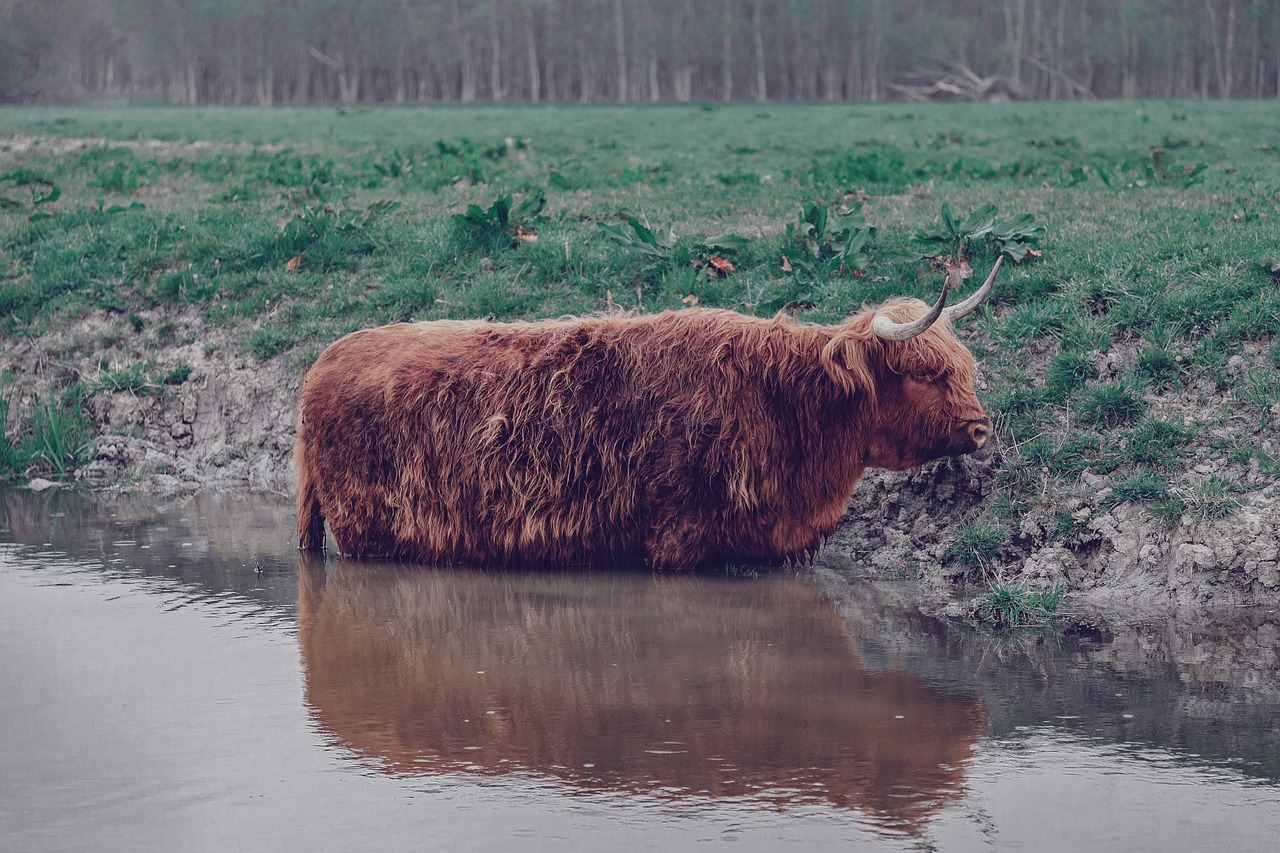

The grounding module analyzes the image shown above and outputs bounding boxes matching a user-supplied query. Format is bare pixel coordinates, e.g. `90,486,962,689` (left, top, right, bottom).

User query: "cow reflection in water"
297,555,985,831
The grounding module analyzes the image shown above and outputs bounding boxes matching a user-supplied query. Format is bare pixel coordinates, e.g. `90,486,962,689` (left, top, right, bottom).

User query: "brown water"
2,489,1279,852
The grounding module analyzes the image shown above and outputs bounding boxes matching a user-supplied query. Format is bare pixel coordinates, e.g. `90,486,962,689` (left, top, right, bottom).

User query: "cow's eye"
911,371,934,383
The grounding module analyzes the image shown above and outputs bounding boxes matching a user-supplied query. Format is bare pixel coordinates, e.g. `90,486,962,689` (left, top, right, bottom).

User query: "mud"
829,455,1280,611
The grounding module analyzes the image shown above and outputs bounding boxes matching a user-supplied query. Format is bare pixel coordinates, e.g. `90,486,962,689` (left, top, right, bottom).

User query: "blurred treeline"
1,0,1277,105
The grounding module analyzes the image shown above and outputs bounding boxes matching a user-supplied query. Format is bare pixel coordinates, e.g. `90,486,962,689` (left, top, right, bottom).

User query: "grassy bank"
1,101,1277,582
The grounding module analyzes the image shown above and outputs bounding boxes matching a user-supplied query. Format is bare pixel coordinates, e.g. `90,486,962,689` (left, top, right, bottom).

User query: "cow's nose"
968,420,991,449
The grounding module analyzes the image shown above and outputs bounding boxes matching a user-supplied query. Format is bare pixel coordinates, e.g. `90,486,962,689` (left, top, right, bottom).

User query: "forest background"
1,1,1278,106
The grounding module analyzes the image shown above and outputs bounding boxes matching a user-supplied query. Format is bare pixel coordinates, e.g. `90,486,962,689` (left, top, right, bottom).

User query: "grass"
1074,379,1149,430
971,583,1063,630
946,515,1008,570
1106,468,1185,520
0,100,1277,547
8,388,96,479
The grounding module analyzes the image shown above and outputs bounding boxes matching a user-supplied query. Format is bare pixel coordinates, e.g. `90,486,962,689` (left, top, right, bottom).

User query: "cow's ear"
821,332,876,401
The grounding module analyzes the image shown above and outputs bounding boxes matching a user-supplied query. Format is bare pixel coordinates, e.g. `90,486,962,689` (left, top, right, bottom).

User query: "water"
2,489,1278,852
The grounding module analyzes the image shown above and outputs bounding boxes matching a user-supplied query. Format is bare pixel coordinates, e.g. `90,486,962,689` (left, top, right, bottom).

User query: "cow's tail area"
295,428,326,552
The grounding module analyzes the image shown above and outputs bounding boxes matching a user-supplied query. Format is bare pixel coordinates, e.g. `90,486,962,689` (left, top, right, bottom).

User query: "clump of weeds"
1,383,96,481
779,201,874,279
0,168,62,220
970,582,1063,630
454,191,546,248
914,201,1044,263
946,515,1007,571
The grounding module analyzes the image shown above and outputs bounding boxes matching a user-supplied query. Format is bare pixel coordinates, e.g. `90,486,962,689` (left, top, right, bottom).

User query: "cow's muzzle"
967,419,992,450
947,418,992,455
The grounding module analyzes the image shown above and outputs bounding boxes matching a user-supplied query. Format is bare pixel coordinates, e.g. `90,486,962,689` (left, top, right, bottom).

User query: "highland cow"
295,258,1001,567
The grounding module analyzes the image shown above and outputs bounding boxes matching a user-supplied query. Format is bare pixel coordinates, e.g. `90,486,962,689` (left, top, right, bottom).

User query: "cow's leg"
298,495,326,552
296,457,326,552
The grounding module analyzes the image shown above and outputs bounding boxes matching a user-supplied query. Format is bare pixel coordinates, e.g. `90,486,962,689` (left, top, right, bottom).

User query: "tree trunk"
578,37,593,101
614,0,627,101
526,5,540,102
1224,0,1237,97
752,0,766,101
490,3,504,101
673,66,693,101
1004,0,1026,85
721,0,733,100
867,2,885,101
453,0,476,102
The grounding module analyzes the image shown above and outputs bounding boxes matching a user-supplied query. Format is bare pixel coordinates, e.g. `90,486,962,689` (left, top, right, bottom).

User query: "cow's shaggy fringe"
295,299,986,568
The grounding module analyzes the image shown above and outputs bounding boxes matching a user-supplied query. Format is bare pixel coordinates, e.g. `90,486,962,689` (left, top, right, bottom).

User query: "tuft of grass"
1059,309,1116,354
998,300,1067,343
93,363,162,395
1117,417,1193,469
971,583,1062,630
1173,475,1244,521
163,364,193,385
1135,346,1186,389
1075,379,1148,430
1107,468,1185,520
25,391,95,478
0,387,21,478
1234,369,1280,417
947,516,1007,569
1044,350,1097,401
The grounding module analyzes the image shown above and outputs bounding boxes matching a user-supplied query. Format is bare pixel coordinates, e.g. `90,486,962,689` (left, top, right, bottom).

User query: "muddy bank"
4,308,1277,611
827,455,1280,610
4,310,299,497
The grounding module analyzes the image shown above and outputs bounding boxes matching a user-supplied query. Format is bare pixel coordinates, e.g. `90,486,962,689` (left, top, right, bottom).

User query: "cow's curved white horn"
870,283,949,341
943,255,1002,321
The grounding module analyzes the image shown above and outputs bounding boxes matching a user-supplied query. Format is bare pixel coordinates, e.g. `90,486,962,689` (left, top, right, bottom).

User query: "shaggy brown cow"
295,258,1001,566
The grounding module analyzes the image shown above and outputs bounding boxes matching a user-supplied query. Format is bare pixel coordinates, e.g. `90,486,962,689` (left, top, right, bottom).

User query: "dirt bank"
824,455,1280,611
5,308,1277,612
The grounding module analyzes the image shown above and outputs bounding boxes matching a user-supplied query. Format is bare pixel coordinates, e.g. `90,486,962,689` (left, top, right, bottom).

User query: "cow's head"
822,258,1000,471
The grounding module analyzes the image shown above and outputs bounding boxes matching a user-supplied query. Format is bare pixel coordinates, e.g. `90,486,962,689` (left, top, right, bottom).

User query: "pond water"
2,489,1278,852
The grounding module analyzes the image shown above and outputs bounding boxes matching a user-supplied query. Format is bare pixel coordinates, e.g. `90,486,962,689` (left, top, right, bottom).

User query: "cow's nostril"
969,422,991,447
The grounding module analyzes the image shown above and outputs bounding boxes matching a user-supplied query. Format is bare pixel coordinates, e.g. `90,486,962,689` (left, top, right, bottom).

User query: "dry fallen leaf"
682,294,699,306
943,258,974,291
780,256,794,273
286,253,304,271
707,255,737,275
516,225,538,242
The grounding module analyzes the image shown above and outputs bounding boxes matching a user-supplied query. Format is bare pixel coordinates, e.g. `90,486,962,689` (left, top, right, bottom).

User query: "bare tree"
3,0,1278,104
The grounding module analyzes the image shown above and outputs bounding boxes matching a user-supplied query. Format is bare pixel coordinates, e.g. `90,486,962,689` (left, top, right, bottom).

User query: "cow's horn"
943,255,1002,321
870,282,949,341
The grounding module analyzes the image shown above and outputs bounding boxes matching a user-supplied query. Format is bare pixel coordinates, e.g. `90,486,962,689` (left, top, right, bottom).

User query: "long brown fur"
294,300,988,567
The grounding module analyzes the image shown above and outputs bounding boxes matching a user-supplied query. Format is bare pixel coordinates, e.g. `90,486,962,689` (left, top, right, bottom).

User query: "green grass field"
1,100,1278,566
